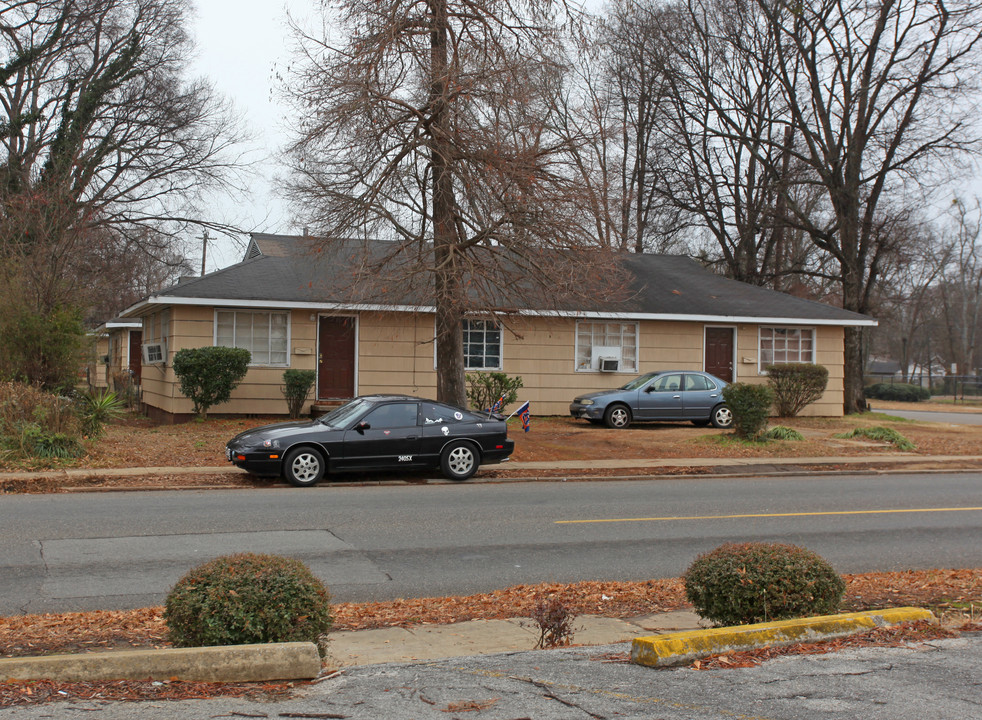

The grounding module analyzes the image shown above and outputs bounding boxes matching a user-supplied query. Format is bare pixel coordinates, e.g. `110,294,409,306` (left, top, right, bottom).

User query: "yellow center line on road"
555,506,982,524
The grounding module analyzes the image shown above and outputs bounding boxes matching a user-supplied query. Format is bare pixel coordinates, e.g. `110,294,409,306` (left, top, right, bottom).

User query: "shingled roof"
123,233,874,326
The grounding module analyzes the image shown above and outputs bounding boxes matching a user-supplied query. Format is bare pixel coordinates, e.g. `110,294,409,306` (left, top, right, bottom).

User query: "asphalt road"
4,635,982,719
871,406,982,425
2,471,981,615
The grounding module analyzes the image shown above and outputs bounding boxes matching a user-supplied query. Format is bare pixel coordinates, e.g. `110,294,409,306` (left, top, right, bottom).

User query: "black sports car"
225,395,515,486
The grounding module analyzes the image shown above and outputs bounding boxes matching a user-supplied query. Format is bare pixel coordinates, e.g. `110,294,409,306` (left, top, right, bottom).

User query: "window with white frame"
759,327,814,369
576,321,638,372
463,319,501,370
215,310,289,366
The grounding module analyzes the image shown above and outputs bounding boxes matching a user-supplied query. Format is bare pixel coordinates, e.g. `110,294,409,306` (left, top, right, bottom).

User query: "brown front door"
128,330,143,384
318,316,356,399
705,327,734,382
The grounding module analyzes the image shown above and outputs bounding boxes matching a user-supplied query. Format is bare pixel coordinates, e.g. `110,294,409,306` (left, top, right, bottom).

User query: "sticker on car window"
454,411,463,420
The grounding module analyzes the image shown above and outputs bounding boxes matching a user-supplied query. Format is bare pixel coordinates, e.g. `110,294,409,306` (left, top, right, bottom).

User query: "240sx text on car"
226,395,515,486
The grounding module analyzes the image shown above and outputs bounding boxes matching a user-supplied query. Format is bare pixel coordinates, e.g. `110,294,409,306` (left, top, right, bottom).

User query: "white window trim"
462,318,503,371
575,320,640,373
758,325,816,373
214,308,292,367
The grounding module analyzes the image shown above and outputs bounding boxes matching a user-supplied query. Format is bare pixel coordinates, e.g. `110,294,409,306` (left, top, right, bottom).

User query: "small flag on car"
489,393,506,414
517,400,531,433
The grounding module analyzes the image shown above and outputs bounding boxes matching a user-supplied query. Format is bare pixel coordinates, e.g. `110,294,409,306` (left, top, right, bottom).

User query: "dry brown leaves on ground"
2,569,981,707
3,570,981,659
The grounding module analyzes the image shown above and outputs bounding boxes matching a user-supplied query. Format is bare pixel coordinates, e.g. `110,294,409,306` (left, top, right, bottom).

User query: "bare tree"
596,0,693,253
936,197,982,375
284,0,624,405
866,219,944,381
1,0,245,315
745,0,982,413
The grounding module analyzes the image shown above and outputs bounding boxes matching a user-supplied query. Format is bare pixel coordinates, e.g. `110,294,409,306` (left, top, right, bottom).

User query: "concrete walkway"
325,610,708,667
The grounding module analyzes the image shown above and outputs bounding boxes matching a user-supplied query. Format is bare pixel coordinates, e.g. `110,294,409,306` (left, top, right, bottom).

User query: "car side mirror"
356,421,370,433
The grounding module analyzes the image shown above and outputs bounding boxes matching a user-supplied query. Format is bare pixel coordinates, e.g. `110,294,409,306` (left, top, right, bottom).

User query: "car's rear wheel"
441,441,479,481
284,447,326,487
604,404,632,429
710,404,733,429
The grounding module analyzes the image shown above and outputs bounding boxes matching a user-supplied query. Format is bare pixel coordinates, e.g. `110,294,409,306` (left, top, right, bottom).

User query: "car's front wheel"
283,447,326,487
710,404,733,429
604,404,632,429
441,441,480,481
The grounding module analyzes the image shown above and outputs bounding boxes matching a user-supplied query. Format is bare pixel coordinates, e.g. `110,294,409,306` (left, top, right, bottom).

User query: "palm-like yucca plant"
77,390,125,436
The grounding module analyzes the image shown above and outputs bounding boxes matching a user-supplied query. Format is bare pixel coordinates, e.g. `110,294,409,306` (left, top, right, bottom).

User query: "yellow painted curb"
631,607,934,668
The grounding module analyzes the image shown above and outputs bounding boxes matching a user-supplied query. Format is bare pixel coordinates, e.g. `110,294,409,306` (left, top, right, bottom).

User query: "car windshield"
318,398,373,428
619,373,658,391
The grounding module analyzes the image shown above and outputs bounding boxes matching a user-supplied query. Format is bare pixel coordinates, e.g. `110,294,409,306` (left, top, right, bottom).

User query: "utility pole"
200,229,209,276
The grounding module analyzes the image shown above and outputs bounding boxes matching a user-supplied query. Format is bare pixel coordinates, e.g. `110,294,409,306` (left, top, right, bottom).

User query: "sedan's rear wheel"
710,404,733,429
284,447,326,487
604,404,632,429
441,441,479,481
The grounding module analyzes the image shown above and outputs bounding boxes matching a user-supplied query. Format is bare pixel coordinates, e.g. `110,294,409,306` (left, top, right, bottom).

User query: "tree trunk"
842,326,867,415
429,0,466,407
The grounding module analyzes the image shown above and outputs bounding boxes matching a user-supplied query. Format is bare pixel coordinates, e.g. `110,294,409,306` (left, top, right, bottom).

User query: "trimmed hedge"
172,346,251,417
864,383,930,402
766,363,829,417
684,542,845,626
282,369,316,418
722,382,774,439
165,553,332,648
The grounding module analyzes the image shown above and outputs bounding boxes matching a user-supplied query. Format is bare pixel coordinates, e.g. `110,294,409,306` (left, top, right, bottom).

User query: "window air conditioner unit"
599,357,619,372
142,341,166,364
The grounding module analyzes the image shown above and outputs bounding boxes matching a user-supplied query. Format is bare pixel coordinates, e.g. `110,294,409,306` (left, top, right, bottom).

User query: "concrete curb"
631,607,935,667
0,642,322,683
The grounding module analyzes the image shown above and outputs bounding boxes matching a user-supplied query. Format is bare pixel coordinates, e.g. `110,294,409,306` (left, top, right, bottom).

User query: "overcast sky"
188,0,307,272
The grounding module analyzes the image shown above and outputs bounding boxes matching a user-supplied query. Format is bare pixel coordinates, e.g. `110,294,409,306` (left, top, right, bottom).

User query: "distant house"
866,359,903,381
86,318,142,394
118,233,876,423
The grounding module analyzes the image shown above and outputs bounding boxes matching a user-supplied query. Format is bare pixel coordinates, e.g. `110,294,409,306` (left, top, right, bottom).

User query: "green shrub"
466,371,524,413
282,370,316,419
684,542,845,626
863,383,930,402
172,347,251,418
0,304,86,393
834,426,915,451
762,425,804,441
74,390,125,436
765,363,829,417
722,383,774,439
164,553,332,648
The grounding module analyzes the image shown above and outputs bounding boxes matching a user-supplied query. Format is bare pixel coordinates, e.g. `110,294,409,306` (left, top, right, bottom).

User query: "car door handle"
673,395,681,398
